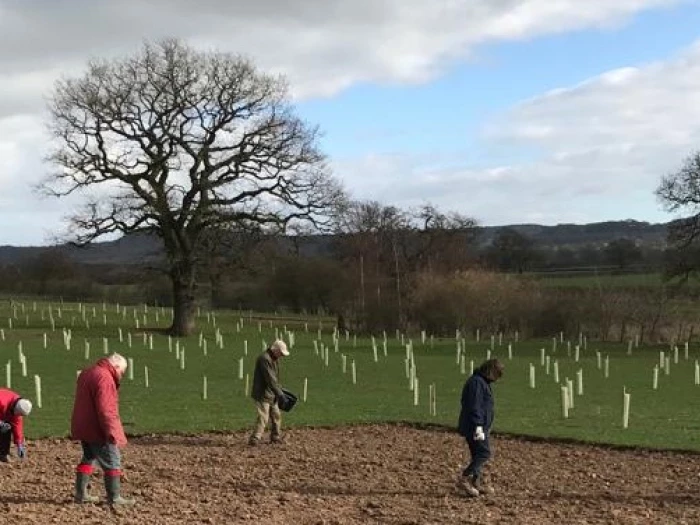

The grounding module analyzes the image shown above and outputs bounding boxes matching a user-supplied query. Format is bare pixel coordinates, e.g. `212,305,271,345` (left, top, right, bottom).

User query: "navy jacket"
457,372,494,438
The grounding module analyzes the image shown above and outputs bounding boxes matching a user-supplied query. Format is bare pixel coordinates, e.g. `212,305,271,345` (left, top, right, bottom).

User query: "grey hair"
108,353,128,372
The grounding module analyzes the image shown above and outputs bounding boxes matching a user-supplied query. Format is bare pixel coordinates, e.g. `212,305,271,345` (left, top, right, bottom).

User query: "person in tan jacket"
248,340,289,445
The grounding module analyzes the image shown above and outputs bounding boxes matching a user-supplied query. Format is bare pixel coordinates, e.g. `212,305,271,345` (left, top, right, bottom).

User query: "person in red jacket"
0,388,32,462
71,353,134,506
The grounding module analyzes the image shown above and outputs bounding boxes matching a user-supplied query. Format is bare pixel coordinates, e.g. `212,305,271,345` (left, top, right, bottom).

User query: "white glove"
474,426,485,441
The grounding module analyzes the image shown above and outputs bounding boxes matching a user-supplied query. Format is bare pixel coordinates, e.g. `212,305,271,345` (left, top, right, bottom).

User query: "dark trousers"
0,427,11,457
462,436,491,481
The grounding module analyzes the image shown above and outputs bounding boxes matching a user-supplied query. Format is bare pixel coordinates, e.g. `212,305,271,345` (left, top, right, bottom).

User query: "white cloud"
0,0,686,110
334,39,700,226
489,41,700,152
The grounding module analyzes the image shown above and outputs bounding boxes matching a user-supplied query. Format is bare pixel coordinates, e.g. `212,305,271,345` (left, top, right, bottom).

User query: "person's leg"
0,428,11,461
249,400,270,445
74,442,99,503
269,402,282,443
469,437,492,482
458,437,487,497
461,438,478,478
94,443,134,506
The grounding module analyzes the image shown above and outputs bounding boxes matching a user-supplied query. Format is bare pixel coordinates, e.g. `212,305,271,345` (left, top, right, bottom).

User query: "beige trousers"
251,400,281,440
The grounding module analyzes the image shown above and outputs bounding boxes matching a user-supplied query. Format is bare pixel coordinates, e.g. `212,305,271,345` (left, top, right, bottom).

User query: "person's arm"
261,359,284,398
465,380,486,428
10,414,23,445
94,376,127,447
9,415,26,458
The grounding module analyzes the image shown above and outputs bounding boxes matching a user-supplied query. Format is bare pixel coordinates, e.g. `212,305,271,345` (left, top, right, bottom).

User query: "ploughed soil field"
1,424,699,524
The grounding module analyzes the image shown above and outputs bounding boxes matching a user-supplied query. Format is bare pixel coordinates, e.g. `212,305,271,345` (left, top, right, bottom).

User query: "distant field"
2,298,700,451
537,272,669,288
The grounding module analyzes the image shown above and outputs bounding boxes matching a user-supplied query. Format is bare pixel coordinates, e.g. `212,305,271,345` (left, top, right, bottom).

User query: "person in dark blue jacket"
457,358,504,497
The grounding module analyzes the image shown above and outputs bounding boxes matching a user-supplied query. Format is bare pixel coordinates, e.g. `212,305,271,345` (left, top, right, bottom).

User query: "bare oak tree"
656,151,700,281
42,39,343,335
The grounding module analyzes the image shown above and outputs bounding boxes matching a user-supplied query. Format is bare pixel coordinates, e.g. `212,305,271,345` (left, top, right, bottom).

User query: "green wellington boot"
104,474,136,506
74,472,99,503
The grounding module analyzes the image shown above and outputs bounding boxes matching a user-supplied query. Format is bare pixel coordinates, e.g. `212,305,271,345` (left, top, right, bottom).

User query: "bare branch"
39,38,345,335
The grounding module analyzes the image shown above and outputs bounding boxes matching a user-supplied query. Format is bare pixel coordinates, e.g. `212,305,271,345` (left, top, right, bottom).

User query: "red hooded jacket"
70,358,127,447
0,388,25,445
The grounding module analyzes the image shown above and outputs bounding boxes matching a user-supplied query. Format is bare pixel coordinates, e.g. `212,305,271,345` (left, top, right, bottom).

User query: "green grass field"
1,299,700,452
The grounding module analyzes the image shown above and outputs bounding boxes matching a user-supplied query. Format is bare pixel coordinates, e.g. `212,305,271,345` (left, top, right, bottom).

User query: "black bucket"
277,389,298,412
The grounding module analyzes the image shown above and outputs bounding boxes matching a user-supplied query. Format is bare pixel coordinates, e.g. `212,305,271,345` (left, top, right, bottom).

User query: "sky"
1,0,700,246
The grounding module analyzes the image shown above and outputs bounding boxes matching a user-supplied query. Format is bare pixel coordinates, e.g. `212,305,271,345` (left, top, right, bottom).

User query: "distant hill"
0,220,670,266
478,220,668,249
0,233,164,266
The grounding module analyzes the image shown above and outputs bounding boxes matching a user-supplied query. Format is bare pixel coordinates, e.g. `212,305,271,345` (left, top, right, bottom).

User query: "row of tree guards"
3,299,700,429
522,340,700,428
1,300,449,416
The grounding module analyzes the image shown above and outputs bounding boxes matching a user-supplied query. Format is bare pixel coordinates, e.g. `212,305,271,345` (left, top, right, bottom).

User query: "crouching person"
248,339,289,446
457,358,504,497
0,388,32,462
71,353,135,506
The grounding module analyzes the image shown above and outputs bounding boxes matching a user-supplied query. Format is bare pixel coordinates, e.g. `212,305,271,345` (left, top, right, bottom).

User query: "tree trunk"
359,254,365,317
393,241,402,329
169,262,197,336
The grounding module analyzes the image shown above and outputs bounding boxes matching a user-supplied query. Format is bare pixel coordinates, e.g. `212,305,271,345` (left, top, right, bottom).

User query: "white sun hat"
271,340,289,356
14,399,32,416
